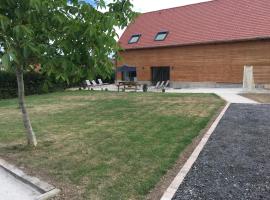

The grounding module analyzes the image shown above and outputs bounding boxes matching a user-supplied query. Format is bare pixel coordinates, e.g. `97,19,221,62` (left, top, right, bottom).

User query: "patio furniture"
149,81,163,91
91,80,100,87
164,80,170,88
159,81,165,88
85,80,93,90
98,79,109,85
155,81,161,89
116,81,141,92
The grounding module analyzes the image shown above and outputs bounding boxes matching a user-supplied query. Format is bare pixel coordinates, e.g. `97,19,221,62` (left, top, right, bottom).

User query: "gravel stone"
173,104,270,200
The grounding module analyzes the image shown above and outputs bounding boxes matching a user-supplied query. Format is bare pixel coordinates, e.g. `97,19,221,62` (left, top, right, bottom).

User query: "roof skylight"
155,32,169,41
129,34,141,44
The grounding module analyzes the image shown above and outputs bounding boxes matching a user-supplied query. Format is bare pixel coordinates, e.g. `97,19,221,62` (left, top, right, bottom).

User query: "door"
151,67,170,84
122,71,137,81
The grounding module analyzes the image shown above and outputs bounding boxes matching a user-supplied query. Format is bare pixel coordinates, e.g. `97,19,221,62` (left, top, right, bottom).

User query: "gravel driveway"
173,104,270,200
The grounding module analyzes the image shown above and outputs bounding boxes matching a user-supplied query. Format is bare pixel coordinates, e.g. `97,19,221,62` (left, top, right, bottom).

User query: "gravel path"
173,104,270,200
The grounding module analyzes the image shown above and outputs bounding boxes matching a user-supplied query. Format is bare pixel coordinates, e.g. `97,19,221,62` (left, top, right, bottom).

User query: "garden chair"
155,81,161,89
86,80,92,90
159,81,165,88
149,81,161,91
91,80,99,87
98,79,109,85
164,80,170,88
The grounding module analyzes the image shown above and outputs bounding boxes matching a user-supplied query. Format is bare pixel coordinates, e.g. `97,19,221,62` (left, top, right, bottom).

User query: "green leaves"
0,0,135,84
107,0,137,29
1,48,20,69
13,25,34,41
22,42,41,58
52,13,66,26
8,50,19,64
0,14,10,31
1,53,11,69
95,0,106,9
29,0,43,11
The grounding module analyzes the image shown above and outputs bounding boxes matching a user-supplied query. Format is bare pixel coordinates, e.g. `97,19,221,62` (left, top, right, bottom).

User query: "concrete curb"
0,158,60,200
160,103,231,200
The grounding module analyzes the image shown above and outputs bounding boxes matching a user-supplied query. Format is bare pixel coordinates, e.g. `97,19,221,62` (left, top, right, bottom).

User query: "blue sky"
83,0,96,6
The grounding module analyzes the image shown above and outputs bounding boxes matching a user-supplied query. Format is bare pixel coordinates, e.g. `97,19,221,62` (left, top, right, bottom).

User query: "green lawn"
0,91,224,200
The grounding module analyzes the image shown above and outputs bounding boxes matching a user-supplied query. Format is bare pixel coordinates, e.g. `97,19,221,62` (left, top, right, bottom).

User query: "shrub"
0,71,66,99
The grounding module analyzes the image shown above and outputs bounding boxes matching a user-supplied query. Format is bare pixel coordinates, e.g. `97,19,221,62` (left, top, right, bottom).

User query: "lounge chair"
98,79,109,85
155,81,161,89
91,80,99,87
85,80,93,90
159,81,165,88
164,80,170,88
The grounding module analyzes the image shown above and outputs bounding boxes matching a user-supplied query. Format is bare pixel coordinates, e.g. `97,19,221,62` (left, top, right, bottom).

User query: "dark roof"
119,0,270,50
117,65,136,72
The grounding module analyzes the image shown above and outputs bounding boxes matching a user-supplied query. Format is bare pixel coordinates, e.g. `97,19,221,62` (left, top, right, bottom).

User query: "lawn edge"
146,100,227,200
0,158,60,199
159,103,230,200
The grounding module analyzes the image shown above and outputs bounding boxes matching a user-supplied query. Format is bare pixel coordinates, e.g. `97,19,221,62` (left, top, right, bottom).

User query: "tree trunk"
16,67,37,146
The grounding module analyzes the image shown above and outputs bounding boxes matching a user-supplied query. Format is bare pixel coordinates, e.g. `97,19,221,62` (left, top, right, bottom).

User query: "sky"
84,0,211,38
84,0,210,11
124,0,211,13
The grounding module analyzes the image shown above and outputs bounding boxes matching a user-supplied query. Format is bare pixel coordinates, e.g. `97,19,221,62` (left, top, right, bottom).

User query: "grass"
241,93,270,103
0,91,224,200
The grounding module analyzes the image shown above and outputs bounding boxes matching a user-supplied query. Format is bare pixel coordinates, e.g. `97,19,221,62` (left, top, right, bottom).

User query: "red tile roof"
119,0,270,50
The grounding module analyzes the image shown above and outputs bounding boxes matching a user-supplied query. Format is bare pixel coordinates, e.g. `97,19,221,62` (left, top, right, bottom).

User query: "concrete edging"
160,103,231,200
0,158,60,200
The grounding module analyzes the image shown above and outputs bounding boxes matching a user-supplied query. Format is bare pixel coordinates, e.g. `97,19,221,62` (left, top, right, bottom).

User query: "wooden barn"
116,0,270,88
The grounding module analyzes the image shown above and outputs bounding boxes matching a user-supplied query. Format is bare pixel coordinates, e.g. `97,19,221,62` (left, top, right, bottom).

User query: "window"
128,34,141,44
155,31,169,41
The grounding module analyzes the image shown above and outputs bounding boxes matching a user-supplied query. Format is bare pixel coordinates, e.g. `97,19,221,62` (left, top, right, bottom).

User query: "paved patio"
73,85,264,104
0,167,41,200
0,158,59,200
172,104,270,200
166,88,259,104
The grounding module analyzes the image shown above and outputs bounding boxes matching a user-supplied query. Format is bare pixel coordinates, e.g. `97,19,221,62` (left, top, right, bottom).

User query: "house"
116,0,270,88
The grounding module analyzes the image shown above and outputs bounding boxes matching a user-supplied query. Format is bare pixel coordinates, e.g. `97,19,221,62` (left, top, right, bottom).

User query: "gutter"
119,36,270,51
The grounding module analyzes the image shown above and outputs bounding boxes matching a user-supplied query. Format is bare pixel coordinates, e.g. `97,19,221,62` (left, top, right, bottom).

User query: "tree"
0,0,135,146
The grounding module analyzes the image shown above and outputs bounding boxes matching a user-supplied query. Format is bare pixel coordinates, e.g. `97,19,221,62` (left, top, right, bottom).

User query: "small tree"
0,0,135,146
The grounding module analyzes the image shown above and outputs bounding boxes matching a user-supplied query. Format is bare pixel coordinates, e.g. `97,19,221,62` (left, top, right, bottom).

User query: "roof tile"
119,0,270,49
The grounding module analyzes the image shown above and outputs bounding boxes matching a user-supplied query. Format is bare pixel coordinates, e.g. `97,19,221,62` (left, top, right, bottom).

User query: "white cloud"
114,0,211,39
131,0,211,13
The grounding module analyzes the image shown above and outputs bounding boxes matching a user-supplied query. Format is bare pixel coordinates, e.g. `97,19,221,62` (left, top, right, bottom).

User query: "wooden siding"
117,40,270,84
253,66,270,84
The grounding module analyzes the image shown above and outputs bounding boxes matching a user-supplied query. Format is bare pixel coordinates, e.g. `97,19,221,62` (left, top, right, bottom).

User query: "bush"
0,71,66,99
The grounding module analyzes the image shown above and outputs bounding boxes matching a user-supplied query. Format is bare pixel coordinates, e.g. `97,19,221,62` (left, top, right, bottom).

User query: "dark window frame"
154,31,169,41
151,66,170,84
128,34,141,44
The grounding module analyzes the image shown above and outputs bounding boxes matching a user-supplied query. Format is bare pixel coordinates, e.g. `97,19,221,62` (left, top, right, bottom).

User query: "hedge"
0,71,66,99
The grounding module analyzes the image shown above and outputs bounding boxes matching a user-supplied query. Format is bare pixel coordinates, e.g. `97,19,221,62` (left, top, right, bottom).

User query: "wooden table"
116,81,141,92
